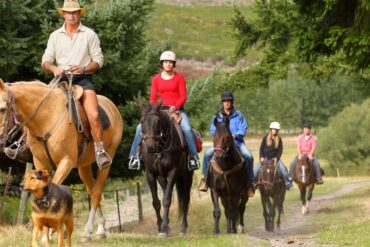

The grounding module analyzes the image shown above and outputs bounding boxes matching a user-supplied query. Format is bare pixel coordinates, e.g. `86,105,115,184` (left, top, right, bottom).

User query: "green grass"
146,3,260,62
315,182,370,246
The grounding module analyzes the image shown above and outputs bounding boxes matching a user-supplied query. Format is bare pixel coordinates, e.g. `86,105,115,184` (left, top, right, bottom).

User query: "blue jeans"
128,110,199,159
202,142,254,180
254,160,291,185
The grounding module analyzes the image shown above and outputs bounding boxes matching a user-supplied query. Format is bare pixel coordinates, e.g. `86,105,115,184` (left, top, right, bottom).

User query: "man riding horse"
5,0,111,169
128,51,200,171
289,122,324,184
199,92,254,196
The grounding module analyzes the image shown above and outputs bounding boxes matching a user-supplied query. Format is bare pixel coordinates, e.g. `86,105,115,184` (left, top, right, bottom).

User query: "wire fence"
0,175,205,232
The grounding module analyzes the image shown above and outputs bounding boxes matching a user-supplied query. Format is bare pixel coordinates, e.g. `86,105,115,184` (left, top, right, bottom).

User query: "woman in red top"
128,51,200,171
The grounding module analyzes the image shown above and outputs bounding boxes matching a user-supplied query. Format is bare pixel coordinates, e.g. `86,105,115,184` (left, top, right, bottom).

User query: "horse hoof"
96,234,107,240
80,236,92,243
237,225,245,234
158,232,168,238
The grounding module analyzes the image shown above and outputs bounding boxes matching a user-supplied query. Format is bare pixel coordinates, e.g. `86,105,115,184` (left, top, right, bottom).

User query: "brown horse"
256,159,286,232
0,79,123,241
208,117,249,234
292,156,315,214
140,102,193,236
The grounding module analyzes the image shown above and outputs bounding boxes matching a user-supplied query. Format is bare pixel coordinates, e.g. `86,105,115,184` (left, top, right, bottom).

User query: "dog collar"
35,185,52,209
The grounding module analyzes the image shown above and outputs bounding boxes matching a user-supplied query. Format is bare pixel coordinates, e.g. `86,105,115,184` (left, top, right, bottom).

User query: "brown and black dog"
23,169,73,247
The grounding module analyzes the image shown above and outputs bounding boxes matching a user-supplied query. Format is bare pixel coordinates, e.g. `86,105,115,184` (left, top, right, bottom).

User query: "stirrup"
4,141,21,160
96,150,112,169
128,156,141,170
187,157,200,171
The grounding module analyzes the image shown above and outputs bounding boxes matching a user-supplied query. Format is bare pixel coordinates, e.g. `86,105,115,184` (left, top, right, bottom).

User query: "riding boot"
4,139,32,164
94,141,112,169
188,155,200,171
313,159,324,184
199,159,212,192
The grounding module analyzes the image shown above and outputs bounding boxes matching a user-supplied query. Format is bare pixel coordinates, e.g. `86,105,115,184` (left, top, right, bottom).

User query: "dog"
23,169,73,247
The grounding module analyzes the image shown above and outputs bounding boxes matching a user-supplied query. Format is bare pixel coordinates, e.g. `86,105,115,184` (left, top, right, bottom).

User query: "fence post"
0,167,12,224
115,189,122,232
17,162,33,224
137,182,143,222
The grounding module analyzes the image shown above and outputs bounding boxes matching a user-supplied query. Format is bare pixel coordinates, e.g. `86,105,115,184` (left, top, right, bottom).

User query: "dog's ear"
36,169,50,180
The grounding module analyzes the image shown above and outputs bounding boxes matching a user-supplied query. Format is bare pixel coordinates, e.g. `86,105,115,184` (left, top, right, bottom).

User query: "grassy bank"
315,180,370,246
146,3,259,62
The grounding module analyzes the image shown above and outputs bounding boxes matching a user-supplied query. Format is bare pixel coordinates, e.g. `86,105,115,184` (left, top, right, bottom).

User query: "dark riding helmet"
221,91,234,101
303,122,311,129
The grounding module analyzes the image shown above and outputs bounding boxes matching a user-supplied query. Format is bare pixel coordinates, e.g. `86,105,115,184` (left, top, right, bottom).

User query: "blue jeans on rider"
202,142,254,181
254,160,292,189
128,110,199,160
290,157,321,181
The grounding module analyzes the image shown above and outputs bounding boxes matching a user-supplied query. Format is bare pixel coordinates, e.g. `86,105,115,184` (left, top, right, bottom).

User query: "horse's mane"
9,80,46,87
215,121,232,137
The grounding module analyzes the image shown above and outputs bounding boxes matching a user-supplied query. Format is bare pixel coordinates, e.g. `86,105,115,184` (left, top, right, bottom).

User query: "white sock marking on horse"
83,207,96,237
96,206,106,235
302,166,306,183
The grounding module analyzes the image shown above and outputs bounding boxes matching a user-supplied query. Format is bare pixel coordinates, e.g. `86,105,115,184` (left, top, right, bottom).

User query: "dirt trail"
249,180,370,247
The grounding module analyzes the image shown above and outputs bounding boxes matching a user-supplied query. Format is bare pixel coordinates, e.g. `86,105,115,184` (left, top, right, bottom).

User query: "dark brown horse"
140,102,193,236
256,159,286,231
209,117,249,234
292,156,315,214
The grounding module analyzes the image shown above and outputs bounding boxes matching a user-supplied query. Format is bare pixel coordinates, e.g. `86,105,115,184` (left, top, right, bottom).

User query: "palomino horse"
256,159,286,232
292,156,315,214
209,117,249,234
141,102,193,236
0,79,123,241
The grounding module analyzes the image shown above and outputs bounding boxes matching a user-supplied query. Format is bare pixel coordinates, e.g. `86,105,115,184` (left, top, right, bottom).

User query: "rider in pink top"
289,122,324,184
297,133,316,157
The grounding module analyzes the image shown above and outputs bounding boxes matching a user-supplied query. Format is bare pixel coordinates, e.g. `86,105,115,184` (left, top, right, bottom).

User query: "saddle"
59,82,111,159
162,109,202,153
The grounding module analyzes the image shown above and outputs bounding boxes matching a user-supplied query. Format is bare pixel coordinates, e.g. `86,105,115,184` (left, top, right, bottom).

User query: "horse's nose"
214,154,222,161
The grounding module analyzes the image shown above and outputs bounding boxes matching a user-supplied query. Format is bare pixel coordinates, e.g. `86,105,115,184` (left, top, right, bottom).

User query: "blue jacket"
210,108,248,147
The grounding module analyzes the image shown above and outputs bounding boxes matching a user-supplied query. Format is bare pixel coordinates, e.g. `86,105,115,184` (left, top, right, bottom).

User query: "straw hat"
57,0,86,16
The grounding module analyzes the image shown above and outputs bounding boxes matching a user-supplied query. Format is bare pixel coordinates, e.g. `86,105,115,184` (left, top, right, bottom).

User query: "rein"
1,76,64,167
1,76,62,144
210,151,244,205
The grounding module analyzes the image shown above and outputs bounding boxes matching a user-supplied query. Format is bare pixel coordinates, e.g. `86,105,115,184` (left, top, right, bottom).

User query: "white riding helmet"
160,51,176,62
269,121,280,130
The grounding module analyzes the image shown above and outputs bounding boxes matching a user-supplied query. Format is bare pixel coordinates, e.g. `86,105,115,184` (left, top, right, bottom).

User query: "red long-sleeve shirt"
149,72,187,109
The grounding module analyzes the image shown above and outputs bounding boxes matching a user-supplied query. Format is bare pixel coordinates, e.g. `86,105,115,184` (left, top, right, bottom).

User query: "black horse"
208,118,249,234
140,102,193,236
256,159,286,232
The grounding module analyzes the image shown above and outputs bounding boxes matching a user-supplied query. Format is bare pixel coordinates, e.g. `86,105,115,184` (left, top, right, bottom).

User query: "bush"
317,98,370,175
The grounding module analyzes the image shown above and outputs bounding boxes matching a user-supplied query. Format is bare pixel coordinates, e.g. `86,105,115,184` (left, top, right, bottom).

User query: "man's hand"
298,155,302,160
69,64,84,74
52,67,64,77
308,154,313,160
260,157,264,163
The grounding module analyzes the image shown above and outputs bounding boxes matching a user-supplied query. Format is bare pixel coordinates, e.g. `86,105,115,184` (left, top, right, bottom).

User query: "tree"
0,0,160,180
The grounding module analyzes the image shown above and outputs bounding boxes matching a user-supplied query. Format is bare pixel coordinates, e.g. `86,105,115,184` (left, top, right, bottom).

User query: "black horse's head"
141,101,163,154
258,159,278,193
213,116,233,161
295,156,314,185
